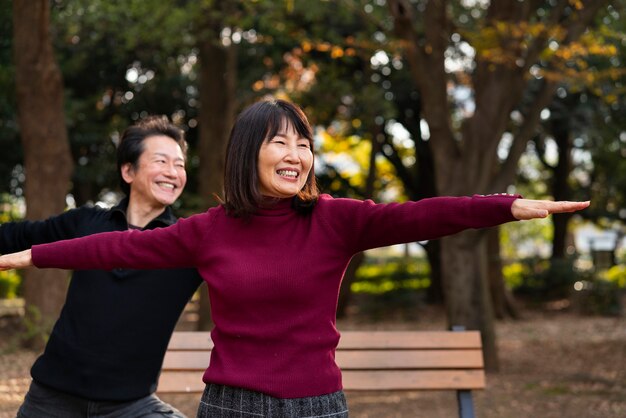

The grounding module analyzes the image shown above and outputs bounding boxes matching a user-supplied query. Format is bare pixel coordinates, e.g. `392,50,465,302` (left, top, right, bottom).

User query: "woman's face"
257,123,313,199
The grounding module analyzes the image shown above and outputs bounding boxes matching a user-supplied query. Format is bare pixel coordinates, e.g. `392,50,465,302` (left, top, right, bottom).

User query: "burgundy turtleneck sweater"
31,193,519,398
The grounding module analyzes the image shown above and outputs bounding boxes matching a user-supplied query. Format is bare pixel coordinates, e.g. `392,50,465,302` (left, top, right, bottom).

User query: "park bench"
158,329,485,418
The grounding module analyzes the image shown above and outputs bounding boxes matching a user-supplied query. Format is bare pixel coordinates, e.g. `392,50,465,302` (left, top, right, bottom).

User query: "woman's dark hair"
116,115,188,195
223,98,319,217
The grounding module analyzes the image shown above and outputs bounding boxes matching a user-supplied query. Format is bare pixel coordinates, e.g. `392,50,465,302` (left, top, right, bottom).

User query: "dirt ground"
1,305,625,418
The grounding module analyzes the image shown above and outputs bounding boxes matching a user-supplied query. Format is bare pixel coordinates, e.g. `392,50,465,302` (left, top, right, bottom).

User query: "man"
1,116,203,417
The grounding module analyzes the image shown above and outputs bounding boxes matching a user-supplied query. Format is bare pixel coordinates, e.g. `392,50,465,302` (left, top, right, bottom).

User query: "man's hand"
511,199,590,220
0,249,33,270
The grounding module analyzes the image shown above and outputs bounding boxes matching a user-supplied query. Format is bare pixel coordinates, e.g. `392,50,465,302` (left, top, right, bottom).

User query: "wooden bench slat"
162,351,210,370
157,369,485,393
338,350,484,369
158,372,204,393
162,349,484,371
339,331,482,349
166,330,482,350
342,370,486,390
167,332,213,350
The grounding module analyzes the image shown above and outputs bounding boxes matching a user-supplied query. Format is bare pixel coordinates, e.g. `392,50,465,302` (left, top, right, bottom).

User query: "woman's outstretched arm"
0,198,590,271
0,210,213,272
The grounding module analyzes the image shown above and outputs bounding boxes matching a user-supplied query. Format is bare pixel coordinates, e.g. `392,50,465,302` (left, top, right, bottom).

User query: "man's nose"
165,163,179,177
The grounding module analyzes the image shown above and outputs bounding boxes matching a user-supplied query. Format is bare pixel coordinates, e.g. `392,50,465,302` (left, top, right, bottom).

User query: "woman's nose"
284,145,300,162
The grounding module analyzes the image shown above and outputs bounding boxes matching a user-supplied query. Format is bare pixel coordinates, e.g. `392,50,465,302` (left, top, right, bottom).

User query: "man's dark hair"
116,115,188,195
223,98,319,218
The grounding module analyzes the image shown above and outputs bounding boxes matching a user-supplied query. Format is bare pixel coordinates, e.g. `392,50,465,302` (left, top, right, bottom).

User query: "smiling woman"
222,99,319,218
257,126,313,199
0,98,590,418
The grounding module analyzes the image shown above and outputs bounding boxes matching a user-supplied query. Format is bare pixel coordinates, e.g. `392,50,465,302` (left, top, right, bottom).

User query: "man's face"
122,135,187,208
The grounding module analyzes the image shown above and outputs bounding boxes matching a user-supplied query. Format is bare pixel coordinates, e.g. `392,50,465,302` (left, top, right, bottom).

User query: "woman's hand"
511,199,590,220
0,249,33,270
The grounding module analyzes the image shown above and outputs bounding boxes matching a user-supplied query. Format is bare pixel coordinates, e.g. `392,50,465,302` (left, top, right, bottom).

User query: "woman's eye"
298,143,310,148
273,140,286,145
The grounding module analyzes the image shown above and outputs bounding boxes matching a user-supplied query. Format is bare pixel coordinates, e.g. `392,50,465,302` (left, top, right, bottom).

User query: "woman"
0,99,589,418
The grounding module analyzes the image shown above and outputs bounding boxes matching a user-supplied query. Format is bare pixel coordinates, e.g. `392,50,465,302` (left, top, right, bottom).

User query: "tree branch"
523,0,569,72
380,131,419,196
387,0,427,89
387,0,459,189
564,0,611,43
531,133,555,171
492,78,557,192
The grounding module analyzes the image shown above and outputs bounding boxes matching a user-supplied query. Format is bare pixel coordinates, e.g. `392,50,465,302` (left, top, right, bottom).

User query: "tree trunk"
441,230,499,371
424,240,443,304
195,3,238,331
337,133,379,317
550,120,573,260
388,0,607,373
13,0,74,347
487,227,519,319
336,252,364,318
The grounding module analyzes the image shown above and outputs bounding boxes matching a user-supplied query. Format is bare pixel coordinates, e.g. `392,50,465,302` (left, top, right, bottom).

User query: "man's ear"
120,163,135,184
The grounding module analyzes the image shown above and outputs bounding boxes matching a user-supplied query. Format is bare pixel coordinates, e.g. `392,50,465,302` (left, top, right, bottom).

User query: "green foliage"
502,262,528,289
504,255,624,315
48,1,202,204
535,258,584,299
601,265,626,289
500,215,553,260
353,257,431,294
0,270,21,299
504,257,584,299
0,195,24,299
349,256,431,320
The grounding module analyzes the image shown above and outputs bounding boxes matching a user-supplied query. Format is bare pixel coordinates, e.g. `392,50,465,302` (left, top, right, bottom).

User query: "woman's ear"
120,163,135,185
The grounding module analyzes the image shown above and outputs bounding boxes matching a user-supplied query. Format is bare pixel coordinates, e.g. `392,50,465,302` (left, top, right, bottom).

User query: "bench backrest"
157,330,485,394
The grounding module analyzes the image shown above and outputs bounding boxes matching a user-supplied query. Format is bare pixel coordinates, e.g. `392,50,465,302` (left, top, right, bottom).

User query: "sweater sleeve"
31,211,212,271
0,207,85,253
320,194,520,253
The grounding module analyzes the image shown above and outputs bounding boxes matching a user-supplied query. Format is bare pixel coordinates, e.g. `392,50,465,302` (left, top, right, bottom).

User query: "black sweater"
0,199,202,401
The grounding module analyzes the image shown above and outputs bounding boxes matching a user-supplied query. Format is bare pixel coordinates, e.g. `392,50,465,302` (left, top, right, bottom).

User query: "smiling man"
1,116,202,417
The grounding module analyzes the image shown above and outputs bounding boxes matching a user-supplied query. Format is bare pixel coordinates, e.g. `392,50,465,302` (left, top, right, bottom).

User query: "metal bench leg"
457,390,476,418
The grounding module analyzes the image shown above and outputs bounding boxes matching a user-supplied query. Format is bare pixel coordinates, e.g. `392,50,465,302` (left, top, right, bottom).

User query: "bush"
353,258,431,295
350,257,431,320
571,278,622,317
569,265,626,317
602,265,626,288
0,269,21,298
505,257,584,300
502,262,528,289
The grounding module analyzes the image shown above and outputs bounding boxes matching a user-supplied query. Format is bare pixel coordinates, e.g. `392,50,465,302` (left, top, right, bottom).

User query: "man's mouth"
157,182,176,190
